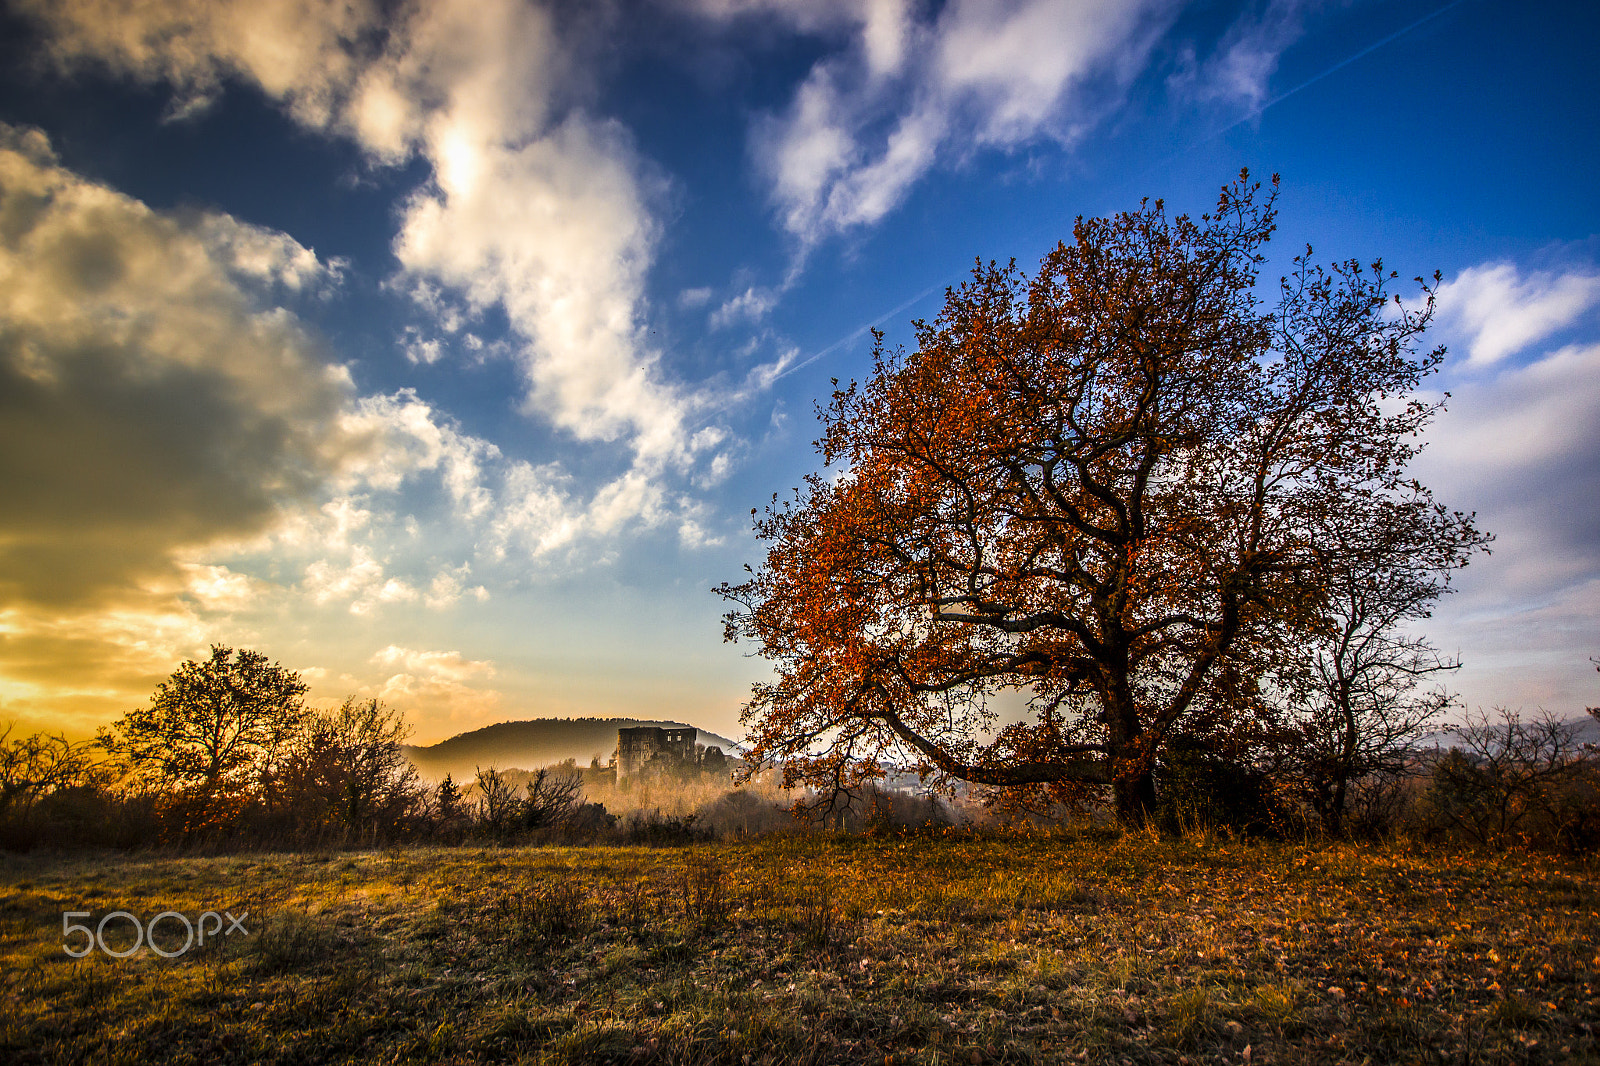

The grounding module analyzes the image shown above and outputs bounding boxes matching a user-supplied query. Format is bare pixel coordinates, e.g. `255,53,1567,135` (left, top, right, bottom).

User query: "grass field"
1,831,1597,1064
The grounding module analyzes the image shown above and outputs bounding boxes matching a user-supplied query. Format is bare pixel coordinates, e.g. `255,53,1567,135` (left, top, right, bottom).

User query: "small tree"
435,773,464,821
1286,494,1486,835
521,767,583,830
101,646,307,830
267,697,423,839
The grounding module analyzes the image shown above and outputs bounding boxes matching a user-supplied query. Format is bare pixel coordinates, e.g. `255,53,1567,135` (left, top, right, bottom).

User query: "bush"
562,801,618,839
859,786,951,834
695,790,796,837
260,697,427,843
618,809,706,845
1338,771,1423,841
1417,708,1599,851
1154,736,1289,837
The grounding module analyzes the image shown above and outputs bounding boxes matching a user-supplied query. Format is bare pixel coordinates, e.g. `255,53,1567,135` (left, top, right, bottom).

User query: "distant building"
615,726,697,781
614,726,738,783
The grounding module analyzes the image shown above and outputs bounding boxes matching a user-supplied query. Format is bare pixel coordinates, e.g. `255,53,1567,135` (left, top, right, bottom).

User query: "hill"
402,718,741,781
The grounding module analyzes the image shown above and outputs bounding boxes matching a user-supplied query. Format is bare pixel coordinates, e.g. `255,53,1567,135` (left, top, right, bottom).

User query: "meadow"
1,831,1596,1065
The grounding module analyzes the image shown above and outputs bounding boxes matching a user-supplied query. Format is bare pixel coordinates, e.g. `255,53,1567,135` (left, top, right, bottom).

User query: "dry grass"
1,830,1597,1064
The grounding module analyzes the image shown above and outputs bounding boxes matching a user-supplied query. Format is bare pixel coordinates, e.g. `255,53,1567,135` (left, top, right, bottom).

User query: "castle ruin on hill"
615,725,728,782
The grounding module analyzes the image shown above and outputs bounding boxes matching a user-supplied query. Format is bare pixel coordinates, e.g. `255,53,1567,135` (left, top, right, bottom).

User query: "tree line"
2,647,1596,851
0,646,634,849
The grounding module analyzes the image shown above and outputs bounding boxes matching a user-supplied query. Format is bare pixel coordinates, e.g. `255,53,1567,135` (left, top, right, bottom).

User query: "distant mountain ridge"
403,718,742,781
1418,712,1600,750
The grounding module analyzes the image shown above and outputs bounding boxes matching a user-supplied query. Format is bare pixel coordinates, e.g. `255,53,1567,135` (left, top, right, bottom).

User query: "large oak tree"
719,173,1483,825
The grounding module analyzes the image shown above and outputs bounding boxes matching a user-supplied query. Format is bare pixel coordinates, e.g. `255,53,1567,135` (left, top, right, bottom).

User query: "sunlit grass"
1,831,1597,1063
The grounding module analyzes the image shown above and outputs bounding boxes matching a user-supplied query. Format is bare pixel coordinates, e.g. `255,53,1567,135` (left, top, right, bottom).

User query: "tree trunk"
1326,777,1348,838
1102,669,1155,828
1113,769,1158,827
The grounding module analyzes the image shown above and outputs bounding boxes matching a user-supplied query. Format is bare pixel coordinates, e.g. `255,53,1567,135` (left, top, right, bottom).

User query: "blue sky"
0,0,1596,743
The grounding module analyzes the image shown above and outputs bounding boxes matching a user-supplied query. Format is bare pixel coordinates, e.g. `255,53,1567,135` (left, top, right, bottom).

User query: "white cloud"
372,645,495,682
180,563,269,613
194,212,343,292
303,546,385,608
1414,332,1600,714
371,671,504,733
1418,341,1600,600
392,114,681,453
338,389,499,519
481,451,729,562
23,0,712,495
710,285,783,329
933,1,1157,142
1427,578,1600,719
1167,0,1316,110
697,0,1335,251
702,0,1176,247
424,564,489,610
676,513,724,550
488,461,584,559
1434,262,1600,367
217,380,716,594
17,0,377,123
270,496,373,556
400,330,445,367
1424,342,1600,474
587,468,671,538
367,644,503,731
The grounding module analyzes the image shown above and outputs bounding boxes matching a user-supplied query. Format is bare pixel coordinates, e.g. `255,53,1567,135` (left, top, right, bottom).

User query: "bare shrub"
463,765,599,841
493,882,591,944
1420,708,1598,851
473,767,523,837
0,726,98,818
0,726,114,850
1339,770,1424,840
678,858,731,931
521,767,583,830
796,886,839,951
619,808,705,845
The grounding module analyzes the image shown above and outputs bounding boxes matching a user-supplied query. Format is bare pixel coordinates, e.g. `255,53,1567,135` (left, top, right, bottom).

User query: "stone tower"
615,725,697,781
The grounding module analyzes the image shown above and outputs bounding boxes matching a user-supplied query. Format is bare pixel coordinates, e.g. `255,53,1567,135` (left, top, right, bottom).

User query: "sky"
0,0,1596,746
